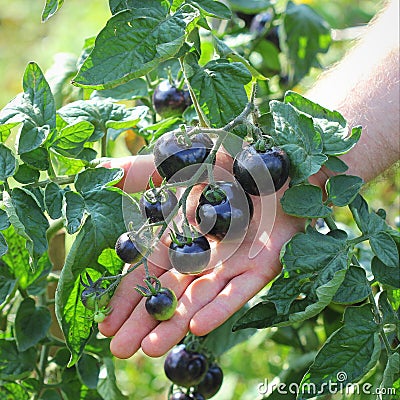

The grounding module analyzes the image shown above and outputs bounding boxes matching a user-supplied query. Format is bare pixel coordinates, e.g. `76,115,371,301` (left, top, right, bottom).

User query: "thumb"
101,154,162,193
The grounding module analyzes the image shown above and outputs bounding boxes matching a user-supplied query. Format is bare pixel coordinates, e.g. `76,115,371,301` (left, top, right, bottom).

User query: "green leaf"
281,184,332,218
324,156,348,173
41,0,64,22
22,62,56,130
380,353,400,400
348,194,371,233
50,121,95,159
98,248,124,274
0,63,55,155
201,305,257,357
187,0,232,19
325,175,364,207
0,233,7,257
269,101,327,184
97,357,128,400
109,0,170,14
76,354,100,389
1,225,52,290
212,36,268,80
74,167,124,196
284,91,361,156
58,100,147,142
235,228,351,331
332,265,371,304
92,78,148,101
20,147,50,170
0,264,17,309
0,209,10,231
44,182,64,220
64,191,86,234
349,194,395,238
55,168,137,366
283,2,331,84
232,301,288,331
268,227,349,319
0,339,37,380
0,143,17,183
370,231,399,268
299,304,380,399
73,5,200,89
226,0,272,13
184,54,252,127
13,164,40,184
371,257,399,288
0,382,30,400
377,291,398,326
3,188,49,268
15,297,52,351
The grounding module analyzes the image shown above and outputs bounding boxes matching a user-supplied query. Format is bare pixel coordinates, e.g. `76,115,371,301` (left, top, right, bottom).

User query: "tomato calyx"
135,276,178,321
80,272,113,322
134,275,163,297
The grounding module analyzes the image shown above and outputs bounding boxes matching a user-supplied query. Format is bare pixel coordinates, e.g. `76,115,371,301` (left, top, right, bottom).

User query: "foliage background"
0,0,398,399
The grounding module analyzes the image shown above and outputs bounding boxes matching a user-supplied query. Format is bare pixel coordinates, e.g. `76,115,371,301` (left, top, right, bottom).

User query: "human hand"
98,153,306,358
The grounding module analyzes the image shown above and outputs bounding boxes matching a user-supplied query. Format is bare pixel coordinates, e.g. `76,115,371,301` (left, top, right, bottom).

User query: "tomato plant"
0,1,398,399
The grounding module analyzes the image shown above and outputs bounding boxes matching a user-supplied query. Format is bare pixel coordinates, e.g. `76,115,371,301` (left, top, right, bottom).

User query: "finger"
98,261,164,337
101,154,162,192
108,270,194,359
189,266,280,337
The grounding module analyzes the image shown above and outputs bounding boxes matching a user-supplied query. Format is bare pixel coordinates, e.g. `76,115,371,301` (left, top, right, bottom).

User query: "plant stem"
179,57,209,128
101,131,108,158
351,255,394,355
324,215,338,231
47,158,57,180
347,235,369,246
31,175,76,188
46,218,64,242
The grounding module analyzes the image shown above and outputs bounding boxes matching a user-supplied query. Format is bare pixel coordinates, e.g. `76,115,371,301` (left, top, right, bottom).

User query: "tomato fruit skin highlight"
139,188,178,223
145,287,177,321
154,130,214,183
168,234,211,275
195,181,254,242
233,146,290,195
115,232,142,264
164,344,209,388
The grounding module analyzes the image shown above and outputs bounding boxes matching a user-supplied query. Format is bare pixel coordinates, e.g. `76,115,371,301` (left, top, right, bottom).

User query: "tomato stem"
179,57,209,128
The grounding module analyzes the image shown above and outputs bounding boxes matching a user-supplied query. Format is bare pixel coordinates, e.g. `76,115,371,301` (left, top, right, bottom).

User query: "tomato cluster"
78,83,290,398
165,343,224,399
110,124,289,323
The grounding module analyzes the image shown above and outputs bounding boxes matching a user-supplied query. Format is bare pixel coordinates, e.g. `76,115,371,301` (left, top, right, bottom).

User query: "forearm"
306,0,399,182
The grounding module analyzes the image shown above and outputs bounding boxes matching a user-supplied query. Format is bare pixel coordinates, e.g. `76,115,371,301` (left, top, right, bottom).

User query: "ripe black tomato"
195,181,253,241
153,129,214,183
196,363,224,399
164,344,209,388
233,146,290,196
115,232,142,264
168,233,211,275
139,188,178,223
145,287,177,321
153,80,191,118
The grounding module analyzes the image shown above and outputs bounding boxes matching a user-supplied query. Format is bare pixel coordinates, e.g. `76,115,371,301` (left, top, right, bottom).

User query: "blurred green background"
0,1,397,399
